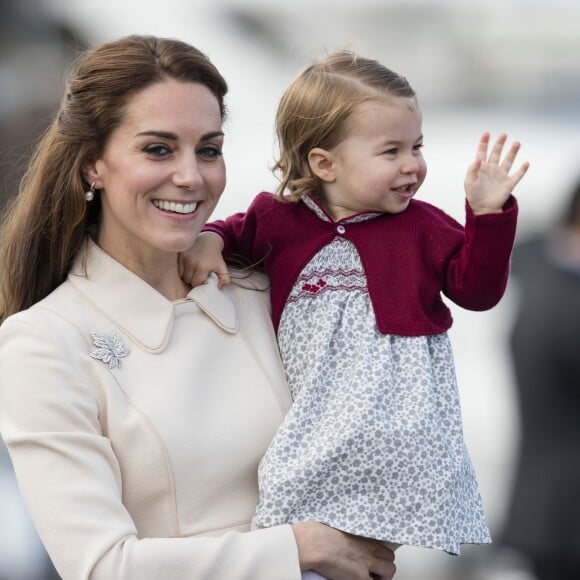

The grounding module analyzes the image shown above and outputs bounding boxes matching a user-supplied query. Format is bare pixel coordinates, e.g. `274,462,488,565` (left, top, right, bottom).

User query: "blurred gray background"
1,0,579,578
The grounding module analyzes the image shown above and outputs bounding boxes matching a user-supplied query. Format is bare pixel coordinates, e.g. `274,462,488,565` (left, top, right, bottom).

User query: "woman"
0,35,396,579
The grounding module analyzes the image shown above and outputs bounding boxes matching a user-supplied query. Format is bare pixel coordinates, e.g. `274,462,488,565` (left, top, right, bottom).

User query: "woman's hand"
178,232,230,288
292,521,396,580
464,132,529,215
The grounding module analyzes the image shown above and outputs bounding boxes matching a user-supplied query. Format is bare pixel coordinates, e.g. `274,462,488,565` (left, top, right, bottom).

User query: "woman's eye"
198,146,222,160
143,144,171,157
384,148,398,155
413,143,424,152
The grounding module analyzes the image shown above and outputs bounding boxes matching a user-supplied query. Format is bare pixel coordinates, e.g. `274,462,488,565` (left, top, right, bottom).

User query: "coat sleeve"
443,196,518,310
0,313,300,580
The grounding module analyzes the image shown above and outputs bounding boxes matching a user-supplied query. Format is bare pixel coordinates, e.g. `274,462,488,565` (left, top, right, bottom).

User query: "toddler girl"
183,50,529,577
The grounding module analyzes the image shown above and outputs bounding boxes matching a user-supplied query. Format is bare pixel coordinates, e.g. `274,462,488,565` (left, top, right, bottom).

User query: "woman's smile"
152,199,200,215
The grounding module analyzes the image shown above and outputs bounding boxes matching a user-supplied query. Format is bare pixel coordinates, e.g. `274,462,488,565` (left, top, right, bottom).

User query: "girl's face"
84,79,226,269
320,97,426,220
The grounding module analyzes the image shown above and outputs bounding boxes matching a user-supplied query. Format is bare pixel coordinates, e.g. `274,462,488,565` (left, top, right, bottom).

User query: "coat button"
336,225,346,234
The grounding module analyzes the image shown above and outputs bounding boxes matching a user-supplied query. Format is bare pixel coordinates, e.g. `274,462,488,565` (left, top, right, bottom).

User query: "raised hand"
464,132,529,215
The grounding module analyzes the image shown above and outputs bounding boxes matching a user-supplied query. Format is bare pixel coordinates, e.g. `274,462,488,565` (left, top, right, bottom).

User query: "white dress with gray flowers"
253,204,491,555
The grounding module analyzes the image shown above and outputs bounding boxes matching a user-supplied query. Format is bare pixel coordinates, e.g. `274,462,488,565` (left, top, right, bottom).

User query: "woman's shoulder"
225,270,272,314
0,279,85,341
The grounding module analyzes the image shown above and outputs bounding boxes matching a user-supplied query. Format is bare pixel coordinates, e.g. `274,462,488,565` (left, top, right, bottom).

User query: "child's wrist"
470,206,503,215
199,231,225,250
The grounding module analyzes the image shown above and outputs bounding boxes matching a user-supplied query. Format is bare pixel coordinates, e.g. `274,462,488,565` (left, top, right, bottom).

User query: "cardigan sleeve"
0,313,300,580
443,196,518,310
203,192,276,266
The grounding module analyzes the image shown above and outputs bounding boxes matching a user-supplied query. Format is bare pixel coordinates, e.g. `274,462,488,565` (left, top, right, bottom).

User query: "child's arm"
464,132,529,214
180,192,274,289
179,232,230,288
441,133,527,310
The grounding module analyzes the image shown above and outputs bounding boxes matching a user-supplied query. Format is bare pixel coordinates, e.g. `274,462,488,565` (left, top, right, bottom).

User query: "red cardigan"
204,192,518,336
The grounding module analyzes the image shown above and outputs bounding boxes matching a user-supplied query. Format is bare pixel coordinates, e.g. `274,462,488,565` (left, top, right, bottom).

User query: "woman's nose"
172,156,203,189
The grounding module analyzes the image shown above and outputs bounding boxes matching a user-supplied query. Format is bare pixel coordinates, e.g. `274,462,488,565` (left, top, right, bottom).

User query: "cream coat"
0,239,300,580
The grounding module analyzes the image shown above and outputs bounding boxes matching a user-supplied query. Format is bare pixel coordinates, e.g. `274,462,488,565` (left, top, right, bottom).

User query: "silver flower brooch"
89,331,130,369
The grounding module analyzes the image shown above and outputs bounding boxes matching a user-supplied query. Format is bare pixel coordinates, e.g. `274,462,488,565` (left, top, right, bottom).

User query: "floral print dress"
253,197,491,554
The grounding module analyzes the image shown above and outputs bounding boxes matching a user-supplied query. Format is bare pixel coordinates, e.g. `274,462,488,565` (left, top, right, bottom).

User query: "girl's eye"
198,145,223,161
413,143,424,152
143,144,171,157
384,148,398,155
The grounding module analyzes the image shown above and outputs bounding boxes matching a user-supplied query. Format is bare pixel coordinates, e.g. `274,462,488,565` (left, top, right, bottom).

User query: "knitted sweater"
204,191,518,336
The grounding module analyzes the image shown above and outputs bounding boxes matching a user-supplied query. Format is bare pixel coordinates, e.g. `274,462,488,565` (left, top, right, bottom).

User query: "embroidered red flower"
302,278,327,294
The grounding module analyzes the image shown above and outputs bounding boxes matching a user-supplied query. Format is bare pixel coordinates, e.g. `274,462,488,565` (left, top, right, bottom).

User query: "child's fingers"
488,133,507,165
507,161,530,191
475,132,490,163
216,270,231,289
499,140,521,173
189,268,211,288
464,157,482,186
181,261,213,288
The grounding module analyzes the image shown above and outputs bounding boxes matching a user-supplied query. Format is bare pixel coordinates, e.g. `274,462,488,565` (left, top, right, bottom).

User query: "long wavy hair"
274,50,415,201
0,35,227,322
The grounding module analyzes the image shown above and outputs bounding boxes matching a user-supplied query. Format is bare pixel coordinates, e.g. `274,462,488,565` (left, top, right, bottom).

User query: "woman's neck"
94,235,191,301
133,263,191,301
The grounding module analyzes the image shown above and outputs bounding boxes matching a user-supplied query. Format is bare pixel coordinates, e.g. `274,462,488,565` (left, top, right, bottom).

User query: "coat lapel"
68,239,237,353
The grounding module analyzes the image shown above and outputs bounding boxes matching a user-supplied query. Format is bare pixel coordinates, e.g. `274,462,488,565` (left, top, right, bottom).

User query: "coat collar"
68,238,237,353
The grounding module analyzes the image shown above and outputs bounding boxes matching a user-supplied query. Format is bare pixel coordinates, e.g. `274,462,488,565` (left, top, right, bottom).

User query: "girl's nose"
401,155,419,174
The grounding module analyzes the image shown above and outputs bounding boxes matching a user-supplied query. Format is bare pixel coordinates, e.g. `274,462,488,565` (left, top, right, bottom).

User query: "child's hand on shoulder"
464,132,529,215
179,232,230,289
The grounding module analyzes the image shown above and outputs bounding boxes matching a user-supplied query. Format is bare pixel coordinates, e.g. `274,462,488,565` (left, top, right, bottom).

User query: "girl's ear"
308,147,336,183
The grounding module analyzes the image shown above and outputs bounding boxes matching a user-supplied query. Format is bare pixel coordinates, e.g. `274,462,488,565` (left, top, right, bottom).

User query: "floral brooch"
89,331,130,369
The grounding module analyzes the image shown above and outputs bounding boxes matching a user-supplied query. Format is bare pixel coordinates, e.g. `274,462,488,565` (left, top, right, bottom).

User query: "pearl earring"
85,182,96,202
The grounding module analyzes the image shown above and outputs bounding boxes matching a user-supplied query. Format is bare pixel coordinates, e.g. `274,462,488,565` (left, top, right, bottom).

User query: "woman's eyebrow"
135,130,178,140
201,130,225,140
135,130,225,140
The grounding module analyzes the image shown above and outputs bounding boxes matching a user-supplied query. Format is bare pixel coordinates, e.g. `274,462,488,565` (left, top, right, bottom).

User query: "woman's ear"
308,147,336,183
81,159,100,189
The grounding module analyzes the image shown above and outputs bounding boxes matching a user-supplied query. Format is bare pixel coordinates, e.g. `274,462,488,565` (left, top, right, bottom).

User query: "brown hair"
274,50,415,201
0,35,227,322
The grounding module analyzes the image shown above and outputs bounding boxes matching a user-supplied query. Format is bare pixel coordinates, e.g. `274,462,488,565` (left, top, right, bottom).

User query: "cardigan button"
336,225,346,234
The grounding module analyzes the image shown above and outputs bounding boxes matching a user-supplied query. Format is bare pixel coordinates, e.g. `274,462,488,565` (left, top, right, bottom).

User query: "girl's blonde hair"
274,50,415,200
0,35,227,322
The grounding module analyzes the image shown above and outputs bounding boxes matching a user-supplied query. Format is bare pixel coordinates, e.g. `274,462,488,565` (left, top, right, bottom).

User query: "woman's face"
85,79,226,269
